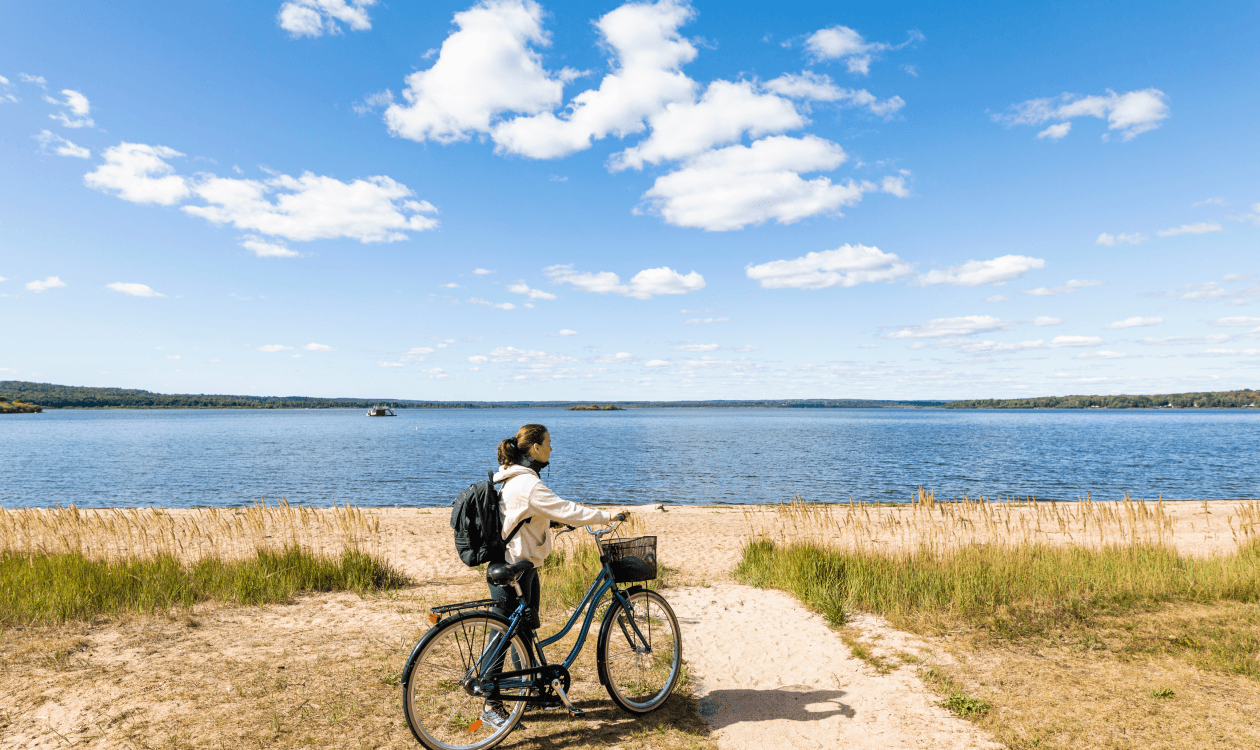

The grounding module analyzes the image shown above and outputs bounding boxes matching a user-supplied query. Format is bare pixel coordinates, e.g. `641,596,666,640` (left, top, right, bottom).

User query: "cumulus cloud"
26,276,67,292
984,295,1010,303
377,361,404,367
491,0,698,159
506,281,557,300
468,297,516,310
35,130,90,158
683,317,728,324
1228,203,1260,226
106,282,164,297
887,315,1009,339
554,329,577,336
1105,316,1163,329
645,359,670,367
592,352,634,363
545,264,704,299
400,347,434,362
84,143,190,205
1075,350,1133,359
257,344,294,352
304,343,335,351
803,25,921,75
1096,231,1148,246
1156,222,1222,237
385,0,569,145
1036,122,1071,140
1198,348,1260,357
1023,279,1103,297
278,0,376,38
239,235,301,258
935,338,1046,355
1209,316,1260,327
745,243,913,289
45,89,94,128
915,254,1045,287
643,135,890,231
185,172,438,243
764,71,904,117
1140,334,1231,345
994,88,1170,140
1049,335,1103,347
473,268,495,275
674,343,719,352
1034,316,1062,326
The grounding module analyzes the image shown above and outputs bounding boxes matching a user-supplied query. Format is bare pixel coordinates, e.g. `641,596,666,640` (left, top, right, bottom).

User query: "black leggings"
488,567,541,633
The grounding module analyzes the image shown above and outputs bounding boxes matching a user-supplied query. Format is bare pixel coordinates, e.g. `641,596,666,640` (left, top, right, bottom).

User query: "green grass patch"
0,546,407,625
735,539,1260,639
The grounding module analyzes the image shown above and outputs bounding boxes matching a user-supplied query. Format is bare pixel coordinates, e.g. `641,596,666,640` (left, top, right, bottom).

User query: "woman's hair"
498,423,548,466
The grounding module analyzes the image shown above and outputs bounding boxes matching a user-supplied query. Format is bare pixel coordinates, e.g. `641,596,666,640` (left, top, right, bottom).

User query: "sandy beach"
3,500,1258,749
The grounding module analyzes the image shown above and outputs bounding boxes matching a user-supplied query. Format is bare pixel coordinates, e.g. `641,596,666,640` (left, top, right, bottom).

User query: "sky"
2,0,1258,401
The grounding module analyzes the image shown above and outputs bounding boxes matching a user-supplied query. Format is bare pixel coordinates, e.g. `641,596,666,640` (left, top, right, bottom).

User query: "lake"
2,408,1257,508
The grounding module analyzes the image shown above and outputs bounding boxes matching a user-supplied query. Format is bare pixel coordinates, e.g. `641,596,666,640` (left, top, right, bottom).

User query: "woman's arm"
527,482,613,526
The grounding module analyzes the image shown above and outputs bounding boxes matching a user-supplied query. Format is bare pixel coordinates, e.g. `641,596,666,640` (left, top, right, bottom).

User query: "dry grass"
737,494,1260,749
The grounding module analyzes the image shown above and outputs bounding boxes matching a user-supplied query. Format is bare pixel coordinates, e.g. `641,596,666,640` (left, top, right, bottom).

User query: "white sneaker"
480,703,511,730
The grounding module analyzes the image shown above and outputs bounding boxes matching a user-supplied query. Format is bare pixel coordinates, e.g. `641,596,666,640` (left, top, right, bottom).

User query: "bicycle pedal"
567,707,586,718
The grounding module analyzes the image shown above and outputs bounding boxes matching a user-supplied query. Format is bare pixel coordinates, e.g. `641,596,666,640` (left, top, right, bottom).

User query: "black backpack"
450,471,531,567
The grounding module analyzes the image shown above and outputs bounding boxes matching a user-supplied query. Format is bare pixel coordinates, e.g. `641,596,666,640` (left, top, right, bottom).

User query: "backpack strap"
494,468,532,544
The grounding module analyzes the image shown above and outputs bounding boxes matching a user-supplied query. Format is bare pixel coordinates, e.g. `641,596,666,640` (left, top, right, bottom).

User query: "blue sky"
2,0,1258,400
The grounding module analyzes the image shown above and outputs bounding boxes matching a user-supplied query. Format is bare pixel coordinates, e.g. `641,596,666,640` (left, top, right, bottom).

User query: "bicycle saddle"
486,559,534,586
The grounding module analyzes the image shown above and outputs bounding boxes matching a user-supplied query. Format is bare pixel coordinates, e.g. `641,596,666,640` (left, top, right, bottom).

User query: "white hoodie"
494,464,613,568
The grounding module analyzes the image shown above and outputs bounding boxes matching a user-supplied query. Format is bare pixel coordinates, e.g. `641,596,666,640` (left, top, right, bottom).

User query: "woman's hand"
613,510,631,522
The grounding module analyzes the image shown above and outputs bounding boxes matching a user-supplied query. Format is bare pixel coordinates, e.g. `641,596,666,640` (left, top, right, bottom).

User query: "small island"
0,396,42,414
567,404,625,411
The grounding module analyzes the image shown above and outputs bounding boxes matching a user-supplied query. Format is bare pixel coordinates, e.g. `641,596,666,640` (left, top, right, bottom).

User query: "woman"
482,423,624,727
490,423,624,631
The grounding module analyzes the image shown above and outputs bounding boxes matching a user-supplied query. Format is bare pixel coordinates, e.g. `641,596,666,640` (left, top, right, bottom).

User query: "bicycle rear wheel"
402,611,532,750
596,589,682,713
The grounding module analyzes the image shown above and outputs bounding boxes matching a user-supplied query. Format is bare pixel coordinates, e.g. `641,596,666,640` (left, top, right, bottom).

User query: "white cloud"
422,367,451,379
545,264,704,299
257,344,294,352
35,130,90,158
915,254,1044,287
278,0,376,38
384,0,569,145
1199,349,1260,357
1050,335,1103,347
746,243,913,289
1036,122,1071,140
19,73,47,85
491,0,698,159
1104,316,1163,329
507,281,557,300
400,347,434,362
593,352,634,363
377,361,404,367
936,338,1046,354
763,71,904,117
644,135,886,231
473,268,494,275
645,359,670,367
1193,197,1226,207
674,343,719,352
683,317,728,324
1095,231,1148,246
468,297,516,310
555,329,577,336
1033,316,1062,326
442,282,461,288
1209,316,1260,327
106,282,164,297
26,276,67,292
803,25,919,75
887,315,1009,339
1075,350,1131,359
984,295,1010,303
304,343,335,351
995,88,1170,140
482,346,576,364
239,236,301,258
1022,279,1103,297
608,79,804,171
185,172,438,243
46,89,94,128
84,143,190,205
1140,335,1231,345
1156,222,1222,237
1228,203,1260,225
467,355,490,364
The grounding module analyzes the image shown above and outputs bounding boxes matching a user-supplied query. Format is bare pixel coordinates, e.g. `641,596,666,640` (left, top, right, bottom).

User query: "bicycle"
400,517,682,750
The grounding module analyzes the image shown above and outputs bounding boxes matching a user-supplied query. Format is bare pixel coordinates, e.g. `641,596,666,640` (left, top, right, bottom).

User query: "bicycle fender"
399,608,504,688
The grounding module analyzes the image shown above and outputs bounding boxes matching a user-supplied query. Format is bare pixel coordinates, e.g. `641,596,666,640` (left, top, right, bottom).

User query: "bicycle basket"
603,536,657,582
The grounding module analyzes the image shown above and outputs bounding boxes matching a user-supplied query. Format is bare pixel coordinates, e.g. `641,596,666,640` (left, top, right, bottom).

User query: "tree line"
941,390,1260,409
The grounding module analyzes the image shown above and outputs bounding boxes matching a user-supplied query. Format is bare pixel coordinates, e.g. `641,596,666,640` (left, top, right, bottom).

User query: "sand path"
667,584,997,750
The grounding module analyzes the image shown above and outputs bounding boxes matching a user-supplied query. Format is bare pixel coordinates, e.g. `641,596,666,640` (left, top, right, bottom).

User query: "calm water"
1,408,1257,508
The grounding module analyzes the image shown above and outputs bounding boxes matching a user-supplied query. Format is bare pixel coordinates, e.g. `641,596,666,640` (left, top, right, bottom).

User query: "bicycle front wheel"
596,589,682,713
402,611,532,750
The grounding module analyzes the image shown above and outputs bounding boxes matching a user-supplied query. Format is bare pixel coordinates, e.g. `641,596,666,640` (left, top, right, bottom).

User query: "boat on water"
367,404,396,417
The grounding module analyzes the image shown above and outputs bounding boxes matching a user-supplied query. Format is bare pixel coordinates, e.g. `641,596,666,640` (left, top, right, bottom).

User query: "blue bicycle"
400,519,682,750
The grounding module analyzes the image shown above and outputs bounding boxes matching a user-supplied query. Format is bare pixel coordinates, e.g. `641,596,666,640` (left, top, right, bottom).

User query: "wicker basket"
603,535,658,582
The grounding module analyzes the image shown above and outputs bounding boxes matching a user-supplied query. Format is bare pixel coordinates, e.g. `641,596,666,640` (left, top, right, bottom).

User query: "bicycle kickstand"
550,678,585,718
